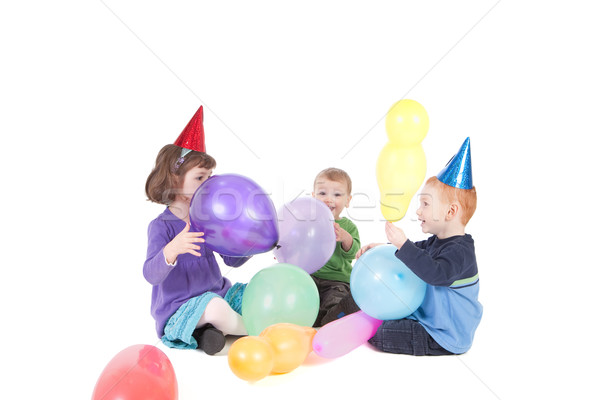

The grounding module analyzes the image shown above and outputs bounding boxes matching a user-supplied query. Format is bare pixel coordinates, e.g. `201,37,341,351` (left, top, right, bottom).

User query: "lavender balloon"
189,174,279,257
273,197,336,274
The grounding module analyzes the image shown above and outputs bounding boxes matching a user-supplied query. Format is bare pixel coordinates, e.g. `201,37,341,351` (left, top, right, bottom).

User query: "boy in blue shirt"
324,138,482,355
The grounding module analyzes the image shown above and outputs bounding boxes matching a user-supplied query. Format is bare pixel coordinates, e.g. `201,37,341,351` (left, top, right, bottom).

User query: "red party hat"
174,105,206,152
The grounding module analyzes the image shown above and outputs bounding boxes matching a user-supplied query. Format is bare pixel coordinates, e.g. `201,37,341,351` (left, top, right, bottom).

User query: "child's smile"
313,178,351,220
416,184,445,236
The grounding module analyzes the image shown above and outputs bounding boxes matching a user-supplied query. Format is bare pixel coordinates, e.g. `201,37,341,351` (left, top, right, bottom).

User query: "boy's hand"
356,243,384,259
334,222,353,252
385,221,407,249
163,223,205,264
333,222,343,241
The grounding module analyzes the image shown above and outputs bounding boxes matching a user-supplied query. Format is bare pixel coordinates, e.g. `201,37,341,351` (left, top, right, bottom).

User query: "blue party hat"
436,137,473,189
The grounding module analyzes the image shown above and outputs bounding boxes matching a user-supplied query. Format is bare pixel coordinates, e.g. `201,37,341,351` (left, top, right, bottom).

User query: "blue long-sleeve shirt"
396,234,483,354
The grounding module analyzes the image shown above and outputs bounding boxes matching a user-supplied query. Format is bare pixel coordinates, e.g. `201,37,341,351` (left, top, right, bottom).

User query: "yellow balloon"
228,336,275,382
385,99,429,146
260,323,316,374
376,143,426,221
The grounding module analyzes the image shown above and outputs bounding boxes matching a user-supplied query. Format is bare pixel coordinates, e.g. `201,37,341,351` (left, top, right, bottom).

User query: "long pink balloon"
312,311,382,358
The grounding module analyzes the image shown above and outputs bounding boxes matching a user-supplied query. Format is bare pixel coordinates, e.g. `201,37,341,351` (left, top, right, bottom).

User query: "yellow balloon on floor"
228,336,275,382
385,99,429,146
376,139,427,221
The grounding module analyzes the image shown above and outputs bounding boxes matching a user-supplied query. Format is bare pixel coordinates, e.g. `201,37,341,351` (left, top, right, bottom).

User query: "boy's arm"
386,221,428,250
339,220,361,259
412,239,429,250
395,240,469,286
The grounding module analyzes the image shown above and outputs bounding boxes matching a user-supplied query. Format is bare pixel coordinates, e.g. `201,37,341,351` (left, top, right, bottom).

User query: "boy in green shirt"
311,168,361,326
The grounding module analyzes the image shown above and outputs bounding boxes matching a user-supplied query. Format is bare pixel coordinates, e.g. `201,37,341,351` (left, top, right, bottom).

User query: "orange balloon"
91,344,178,400
260,323,317,374
228,336,275,381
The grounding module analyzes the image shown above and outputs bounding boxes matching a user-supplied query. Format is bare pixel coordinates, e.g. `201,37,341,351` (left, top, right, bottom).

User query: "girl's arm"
221,254,252,268
143,220,176,285
143,220,205,285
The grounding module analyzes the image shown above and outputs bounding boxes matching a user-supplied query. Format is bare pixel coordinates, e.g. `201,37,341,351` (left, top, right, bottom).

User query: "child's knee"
204,297,233,318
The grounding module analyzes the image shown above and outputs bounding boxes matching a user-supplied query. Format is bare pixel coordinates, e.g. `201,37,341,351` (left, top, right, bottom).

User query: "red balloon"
92,344,178,400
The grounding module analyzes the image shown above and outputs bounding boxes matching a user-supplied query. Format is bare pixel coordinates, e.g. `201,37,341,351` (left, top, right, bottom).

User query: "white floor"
23,243,598,399
2,2,599,399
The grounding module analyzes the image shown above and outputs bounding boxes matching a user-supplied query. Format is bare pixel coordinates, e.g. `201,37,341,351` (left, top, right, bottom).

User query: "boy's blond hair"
314,168,352,193
426,176,477,225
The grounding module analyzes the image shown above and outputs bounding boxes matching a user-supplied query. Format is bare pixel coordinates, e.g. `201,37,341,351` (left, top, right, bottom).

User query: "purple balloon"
273,197,336,274
189,174,279,257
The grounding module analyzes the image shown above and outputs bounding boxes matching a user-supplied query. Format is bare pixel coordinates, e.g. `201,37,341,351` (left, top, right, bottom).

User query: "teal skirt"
161,283,246,349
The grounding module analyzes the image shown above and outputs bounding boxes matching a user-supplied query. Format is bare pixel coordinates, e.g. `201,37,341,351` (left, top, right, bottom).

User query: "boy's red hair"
425,176,477,225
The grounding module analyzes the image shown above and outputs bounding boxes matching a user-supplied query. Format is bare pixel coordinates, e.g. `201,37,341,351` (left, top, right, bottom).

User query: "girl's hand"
356,242,384,259
163,223,205,264
385,221,407,249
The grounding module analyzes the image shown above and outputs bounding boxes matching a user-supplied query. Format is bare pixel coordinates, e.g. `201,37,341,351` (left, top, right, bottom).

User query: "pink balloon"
273,197,336,274
312,311,382,359
92,344,178,400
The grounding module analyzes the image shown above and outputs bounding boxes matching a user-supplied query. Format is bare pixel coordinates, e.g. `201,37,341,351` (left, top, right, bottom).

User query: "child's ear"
311,191,315,198
345,194,352,208
446,203,459,220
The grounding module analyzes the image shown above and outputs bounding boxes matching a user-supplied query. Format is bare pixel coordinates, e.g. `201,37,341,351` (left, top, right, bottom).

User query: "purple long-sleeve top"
143,208,249,337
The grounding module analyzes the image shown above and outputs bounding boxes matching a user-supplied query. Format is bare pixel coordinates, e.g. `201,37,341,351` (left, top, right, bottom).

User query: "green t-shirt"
311,217,361,283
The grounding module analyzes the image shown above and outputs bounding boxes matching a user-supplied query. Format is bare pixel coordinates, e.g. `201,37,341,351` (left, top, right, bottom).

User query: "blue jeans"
368,319,454,356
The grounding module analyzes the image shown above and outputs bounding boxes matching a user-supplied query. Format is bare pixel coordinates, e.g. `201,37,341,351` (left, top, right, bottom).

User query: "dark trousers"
312,276,351,327
368,319,455,356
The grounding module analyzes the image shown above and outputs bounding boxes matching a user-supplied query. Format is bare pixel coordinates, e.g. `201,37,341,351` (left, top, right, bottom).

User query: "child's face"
416,183,449,236
177,166,213,202
313,178,351,220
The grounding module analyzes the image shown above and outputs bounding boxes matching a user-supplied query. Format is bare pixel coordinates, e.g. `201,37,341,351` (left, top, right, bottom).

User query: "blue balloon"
350,245,426,320
189,174,279,257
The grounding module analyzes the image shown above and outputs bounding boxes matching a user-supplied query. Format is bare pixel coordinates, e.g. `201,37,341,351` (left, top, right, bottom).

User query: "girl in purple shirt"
143,107,249,355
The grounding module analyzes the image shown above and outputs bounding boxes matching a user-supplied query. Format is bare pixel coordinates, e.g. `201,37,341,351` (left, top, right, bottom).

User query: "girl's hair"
314,167,352,193
425,176,477,225
145,144,216,205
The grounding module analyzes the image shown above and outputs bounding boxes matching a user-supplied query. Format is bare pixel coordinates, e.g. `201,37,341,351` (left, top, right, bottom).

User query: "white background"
1,1,598,399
